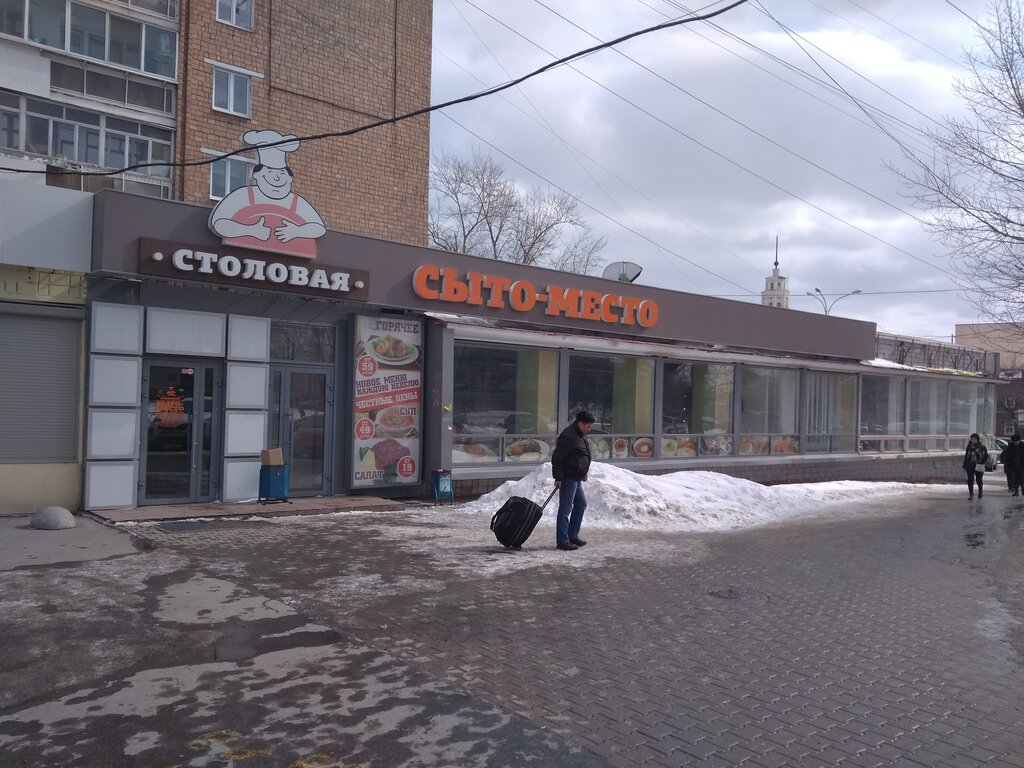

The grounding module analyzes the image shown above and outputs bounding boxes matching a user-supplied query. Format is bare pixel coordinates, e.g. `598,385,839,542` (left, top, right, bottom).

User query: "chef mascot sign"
208,129,326,258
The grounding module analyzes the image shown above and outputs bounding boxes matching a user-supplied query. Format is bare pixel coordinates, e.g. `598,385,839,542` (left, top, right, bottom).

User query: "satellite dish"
602,261,643,283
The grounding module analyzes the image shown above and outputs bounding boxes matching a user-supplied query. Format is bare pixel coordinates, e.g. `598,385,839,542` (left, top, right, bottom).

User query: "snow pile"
454,462,956,532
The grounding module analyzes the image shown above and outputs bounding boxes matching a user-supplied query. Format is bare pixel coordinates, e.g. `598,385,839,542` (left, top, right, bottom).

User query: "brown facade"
92,191,879,360
175,0,432,245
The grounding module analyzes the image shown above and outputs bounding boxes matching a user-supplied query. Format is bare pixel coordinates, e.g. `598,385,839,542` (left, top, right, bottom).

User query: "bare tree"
895,0,1024,326
429,150,606,275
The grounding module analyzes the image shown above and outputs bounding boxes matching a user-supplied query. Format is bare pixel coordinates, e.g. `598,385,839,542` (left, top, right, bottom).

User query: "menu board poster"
352,316,423,488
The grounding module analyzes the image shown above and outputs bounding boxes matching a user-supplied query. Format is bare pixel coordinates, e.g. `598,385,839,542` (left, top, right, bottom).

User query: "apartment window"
217,0,252,30
70,2,105,59
114,0,178,20
28,0,65,49
1,0,25,36
144,25,175,77
108,15,141,68
0,109,18,149
209,154,251,199
213,67,250,116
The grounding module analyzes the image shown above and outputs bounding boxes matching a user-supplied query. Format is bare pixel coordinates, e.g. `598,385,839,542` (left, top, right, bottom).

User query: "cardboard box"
261,447,284,466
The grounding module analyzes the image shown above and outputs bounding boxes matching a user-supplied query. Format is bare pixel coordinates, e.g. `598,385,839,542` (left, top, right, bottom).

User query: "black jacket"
963,442,989,471
551,422,592,482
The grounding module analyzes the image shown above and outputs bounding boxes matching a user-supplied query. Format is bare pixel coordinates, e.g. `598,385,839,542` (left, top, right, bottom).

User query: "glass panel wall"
860,375,906,452
908,379,947,451
452,343,558,464
739,366,799,455
948,381,984,440
568,353,654,459
804,372,857,453
662,361,734,457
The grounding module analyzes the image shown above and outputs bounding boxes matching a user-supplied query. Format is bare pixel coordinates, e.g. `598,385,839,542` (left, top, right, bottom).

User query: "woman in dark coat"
962,433,989,500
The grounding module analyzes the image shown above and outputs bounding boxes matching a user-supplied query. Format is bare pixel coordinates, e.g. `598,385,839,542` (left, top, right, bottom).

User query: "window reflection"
452,343,557,464
662,361,733,456
270,323,335,363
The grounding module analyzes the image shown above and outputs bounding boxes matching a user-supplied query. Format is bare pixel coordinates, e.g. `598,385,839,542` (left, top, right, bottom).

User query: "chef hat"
242,129,300,169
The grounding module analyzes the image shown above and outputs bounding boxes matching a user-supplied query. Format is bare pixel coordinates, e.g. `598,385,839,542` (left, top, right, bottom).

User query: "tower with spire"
761,238,790,308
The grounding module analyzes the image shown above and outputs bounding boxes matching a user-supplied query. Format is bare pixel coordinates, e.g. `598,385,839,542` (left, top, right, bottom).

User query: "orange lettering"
439,268,469,302
579,290,602,320
508,280,537,312
619,296,642,325
413,265,440,300
545,285,581,318
638,299,659,328
466,272,487,305
600,294,621,323
482,275,511,308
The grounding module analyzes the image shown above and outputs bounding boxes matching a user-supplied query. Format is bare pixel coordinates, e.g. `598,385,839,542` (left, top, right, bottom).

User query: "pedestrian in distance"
963,433,989,500
551,410,595,551
1000,440,1014,492
1003,434,1024,496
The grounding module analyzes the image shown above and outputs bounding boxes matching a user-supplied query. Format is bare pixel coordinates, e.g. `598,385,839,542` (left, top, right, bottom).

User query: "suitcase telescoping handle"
539,486,558,511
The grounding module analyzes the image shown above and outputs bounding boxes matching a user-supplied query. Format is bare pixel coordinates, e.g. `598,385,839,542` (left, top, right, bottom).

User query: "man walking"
551,411,596,551
1005,434,1024,496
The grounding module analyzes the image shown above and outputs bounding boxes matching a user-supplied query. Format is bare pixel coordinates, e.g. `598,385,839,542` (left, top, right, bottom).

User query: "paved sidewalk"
2,488,1023,767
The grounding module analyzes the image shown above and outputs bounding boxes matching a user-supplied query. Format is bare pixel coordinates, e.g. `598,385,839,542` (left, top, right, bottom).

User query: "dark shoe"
969,494,973,499
556,542,579,551
979,491,983,498
1013,492,1019,496
570,537,587,547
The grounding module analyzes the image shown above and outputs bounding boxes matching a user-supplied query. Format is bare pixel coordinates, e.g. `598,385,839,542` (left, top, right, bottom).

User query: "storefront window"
453,343,558,464
908,379,947,451
270,323,335,363
662,361,733,457
949,381,986,445
860,375,906,452
739,366,799,455
804,372,857,453
569,353,654,460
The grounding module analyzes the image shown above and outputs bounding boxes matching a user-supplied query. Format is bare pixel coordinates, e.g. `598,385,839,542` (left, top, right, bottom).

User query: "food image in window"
739,436,769,455
367,335,418,365
612,438,629,459
676,437,697,456
588,437,611,459
771,435,800,454
700,435,733,455
452,441,499,462
632,437,654,458
505,438,549,461
661,437,677,456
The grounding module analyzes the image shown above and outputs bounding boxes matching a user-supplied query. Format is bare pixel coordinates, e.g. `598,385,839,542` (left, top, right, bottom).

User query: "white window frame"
205,59,261,118
203,148,254,201
217,0,252,30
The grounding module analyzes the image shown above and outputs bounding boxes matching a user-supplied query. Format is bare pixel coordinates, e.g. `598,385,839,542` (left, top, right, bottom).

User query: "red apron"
223,186,318,258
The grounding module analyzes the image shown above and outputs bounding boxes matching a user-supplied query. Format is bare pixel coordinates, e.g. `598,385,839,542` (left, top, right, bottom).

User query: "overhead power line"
0,0,751,178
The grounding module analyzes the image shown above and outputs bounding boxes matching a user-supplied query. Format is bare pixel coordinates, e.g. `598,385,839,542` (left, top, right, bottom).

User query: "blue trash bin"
431,469,453,502
259,464,290,502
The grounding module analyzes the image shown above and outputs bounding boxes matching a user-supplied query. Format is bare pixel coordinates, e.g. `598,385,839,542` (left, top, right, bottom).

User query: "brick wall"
176,0,431,246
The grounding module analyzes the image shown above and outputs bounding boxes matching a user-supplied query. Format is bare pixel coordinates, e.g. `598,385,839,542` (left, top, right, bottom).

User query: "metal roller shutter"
0,314,82,463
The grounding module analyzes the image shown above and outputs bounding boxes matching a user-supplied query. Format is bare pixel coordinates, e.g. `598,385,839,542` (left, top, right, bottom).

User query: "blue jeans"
556,479,587,544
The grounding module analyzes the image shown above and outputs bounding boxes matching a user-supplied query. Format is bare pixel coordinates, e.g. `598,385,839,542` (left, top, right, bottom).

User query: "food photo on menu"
354,437,414,484
360,334,420,368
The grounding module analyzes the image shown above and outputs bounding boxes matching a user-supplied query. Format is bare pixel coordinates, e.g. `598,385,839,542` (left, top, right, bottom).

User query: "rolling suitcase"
490,487,558,550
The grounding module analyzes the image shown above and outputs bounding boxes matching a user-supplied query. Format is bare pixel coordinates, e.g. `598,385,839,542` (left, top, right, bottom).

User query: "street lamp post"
805,287,862,316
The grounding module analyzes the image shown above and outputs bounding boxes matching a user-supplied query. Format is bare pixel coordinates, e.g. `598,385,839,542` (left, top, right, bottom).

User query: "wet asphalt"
1,484,1023,768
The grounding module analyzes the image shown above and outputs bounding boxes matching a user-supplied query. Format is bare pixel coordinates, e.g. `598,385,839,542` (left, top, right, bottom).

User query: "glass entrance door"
270,367,333,495
142,362,221,504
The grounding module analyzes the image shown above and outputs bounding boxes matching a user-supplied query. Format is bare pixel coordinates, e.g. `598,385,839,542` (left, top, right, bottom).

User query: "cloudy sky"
428,0,994,342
